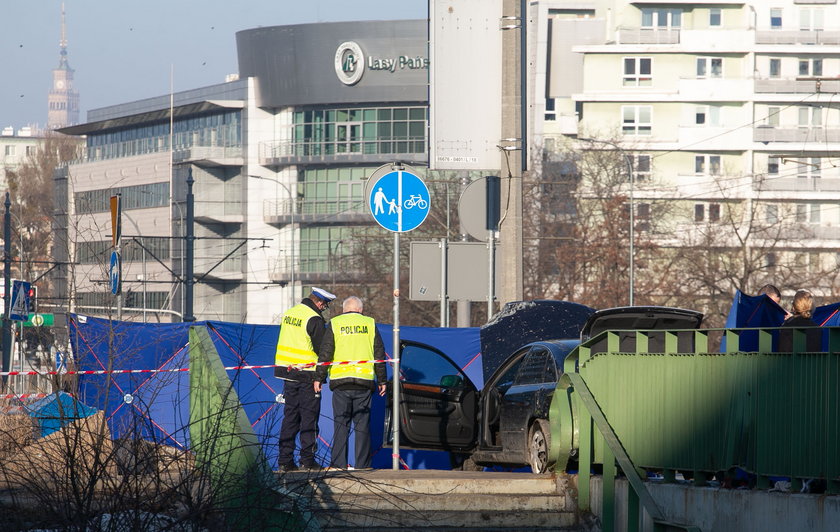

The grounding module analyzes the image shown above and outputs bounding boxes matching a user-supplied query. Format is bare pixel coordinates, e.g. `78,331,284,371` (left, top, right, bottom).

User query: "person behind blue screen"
779,289,821,352
758,283,791,320
275,286,336,472
315,295,387,470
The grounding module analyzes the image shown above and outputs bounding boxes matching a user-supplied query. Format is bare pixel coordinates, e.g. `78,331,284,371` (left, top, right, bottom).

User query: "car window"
400,342,468,387
514,348,552,386
492,347,529,392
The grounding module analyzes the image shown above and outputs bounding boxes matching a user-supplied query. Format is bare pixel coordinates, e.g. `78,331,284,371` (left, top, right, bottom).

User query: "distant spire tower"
47,3,80,130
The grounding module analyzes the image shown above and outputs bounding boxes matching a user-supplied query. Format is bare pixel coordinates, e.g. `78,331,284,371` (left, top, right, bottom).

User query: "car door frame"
386,340,479,452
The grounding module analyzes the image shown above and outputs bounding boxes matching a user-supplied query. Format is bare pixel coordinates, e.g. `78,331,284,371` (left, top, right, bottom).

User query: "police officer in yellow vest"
275,287,335,472
315,295,387,469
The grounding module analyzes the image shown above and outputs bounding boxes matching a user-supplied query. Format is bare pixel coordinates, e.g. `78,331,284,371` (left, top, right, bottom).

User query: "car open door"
386,340,478,451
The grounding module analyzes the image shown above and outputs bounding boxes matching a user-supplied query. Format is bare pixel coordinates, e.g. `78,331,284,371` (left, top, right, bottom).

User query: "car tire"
528,419,552,474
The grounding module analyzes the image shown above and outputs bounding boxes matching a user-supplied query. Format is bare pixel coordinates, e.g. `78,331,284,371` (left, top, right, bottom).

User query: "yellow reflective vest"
275,303,319,371
328,313,376,382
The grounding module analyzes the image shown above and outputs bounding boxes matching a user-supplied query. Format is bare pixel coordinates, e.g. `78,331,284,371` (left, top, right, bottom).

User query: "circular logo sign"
334,41,365,86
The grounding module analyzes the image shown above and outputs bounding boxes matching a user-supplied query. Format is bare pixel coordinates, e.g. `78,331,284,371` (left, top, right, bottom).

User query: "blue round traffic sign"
368,170,430,232
109,251,121,295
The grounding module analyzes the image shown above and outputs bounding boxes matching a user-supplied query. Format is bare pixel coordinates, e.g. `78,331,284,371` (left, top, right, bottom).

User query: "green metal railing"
556,325,840,532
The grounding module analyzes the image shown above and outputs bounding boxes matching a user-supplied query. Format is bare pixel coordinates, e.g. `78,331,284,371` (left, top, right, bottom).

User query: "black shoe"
279,462,298,472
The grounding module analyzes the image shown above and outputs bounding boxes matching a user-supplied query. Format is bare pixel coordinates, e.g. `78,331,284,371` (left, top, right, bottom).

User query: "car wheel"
528,419,552,474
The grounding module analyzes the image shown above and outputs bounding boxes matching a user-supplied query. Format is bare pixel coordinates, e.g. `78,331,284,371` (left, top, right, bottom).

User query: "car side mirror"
440,374,464,388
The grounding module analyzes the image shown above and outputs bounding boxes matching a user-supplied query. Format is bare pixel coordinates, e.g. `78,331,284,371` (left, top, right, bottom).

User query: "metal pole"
440,237,447,327
392,230,401,470
184,168,195,321
2,193,11,387
290,184,296,310
488,230,495,320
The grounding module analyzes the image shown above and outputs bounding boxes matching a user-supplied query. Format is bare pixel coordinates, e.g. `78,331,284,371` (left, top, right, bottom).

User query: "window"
642,8,682,28
796,204,808,222
633,154,651,182
622,106,652,136
545,98,556,121
798,106,823,128
4,145,14,156
695,106,721,126
798,58,823,77
623,57,652,87
25,145,36,156
709,8,721,27
694,203,721,223
768,156,780,175
810,203,821,224
771,8,783,29
636,203,651,231
797,157,821,179
766,253,777,269
769,58,781,78
767,107,780,127
766,204,779,224
695,155,721,175
800,8,824,31
696,57,723,79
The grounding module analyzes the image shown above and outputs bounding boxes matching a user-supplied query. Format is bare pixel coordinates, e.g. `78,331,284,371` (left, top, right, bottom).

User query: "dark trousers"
278,379,321,466
331,387,373,469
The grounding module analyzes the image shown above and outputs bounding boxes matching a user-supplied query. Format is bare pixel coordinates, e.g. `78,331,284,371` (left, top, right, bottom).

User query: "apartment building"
536,1,840,294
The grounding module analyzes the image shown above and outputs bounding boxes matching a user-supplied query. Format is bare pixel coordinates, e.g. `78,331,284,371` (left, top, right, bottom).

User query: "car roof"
581,306,704,340
479,300,595,384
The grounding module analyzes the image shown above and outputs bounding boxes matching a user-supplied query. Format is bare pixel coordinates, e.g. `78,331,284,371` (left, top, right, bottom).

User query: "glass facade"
299,166,370,215
84,110,241,161
75,238,171,264
75,182,169,214
291,106,427,156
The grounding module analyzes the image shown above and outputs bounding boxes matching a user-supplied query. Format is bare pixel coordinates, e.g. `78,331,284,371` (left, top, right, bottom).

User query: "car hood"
581,306,704,341
479,300,595,384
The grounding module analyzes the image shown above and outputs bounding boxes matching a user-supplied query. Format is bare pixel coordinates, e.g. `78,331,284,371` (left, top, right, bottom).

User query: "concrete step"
273,469,590,530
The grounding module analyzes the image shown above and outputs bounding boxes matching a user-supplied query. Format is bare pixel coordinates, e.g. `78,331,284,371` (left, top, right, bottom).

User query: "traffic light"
27,285,37,313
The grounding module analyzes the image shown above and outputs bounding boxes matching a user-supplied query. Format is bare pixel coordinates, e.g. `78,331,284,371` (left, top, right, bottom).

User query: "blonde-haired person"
779,289,821,352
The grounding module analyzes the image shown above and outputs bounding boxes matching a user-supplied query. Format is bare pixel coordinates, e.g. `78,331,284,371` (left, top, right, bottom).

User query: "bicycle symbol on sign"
403,194,428,210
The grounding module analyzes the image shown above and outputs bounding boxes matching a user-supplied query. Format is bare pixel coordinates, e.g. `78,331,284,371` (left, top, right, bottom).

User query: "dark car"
387,304,703,473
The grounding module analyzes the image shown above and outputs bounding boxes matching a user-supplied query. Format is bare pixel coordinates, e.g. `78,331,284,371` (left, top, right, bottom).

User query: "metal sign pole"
392,230,401,470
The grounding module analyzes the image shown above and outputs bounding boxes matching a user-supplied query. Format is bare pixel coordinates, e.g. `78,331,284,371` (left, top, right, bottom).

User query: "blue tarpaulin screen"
69,314,480,469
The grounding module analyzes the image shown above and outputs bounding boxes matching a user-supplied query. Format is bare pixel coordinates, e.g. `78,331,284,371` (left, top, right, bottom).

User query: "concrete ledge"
590,477,840,532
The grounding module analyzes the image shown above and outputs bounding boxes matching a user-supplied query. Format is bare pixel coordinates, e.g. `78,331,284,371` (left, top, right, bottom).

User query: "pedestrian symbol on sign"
368,170,430,233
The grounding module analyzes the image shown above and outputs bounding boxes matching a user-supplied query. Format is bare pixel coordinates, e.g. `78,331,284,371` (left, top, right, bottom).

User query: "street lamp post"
578,137,635,306
249,175,296,310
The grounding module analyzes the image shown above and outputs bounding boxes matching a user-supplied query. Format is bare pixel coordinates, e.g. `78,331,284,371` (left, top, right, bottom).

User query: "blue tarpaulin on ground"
24,391,98,438
69,314,481,470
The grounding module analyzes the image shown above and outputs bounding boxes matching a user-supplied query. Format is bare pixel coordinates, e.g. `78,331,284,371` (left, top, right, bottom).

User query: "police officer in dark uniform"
275,287,335,471
315,295,387,470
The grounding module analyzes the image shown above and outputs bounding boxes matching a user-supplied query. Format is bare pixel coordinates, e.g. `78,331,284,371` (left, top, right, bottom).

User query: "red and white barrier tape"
0,359,396,377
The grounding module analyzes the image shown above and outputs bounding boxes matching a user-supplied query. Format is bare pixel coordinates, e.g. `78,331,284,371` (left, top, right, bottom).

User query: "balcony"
758,176,840,193
753,126,840,144
263,198,371,226
269,257,366,285
259,138,428,167
755,29,840,45
616,27,679,45
755,79,840,94
172,146,243,167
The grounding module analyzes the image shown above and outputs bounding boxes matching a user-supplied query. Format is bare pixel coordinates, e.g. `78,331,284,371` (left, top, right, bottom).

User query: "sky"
1,0,427,132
